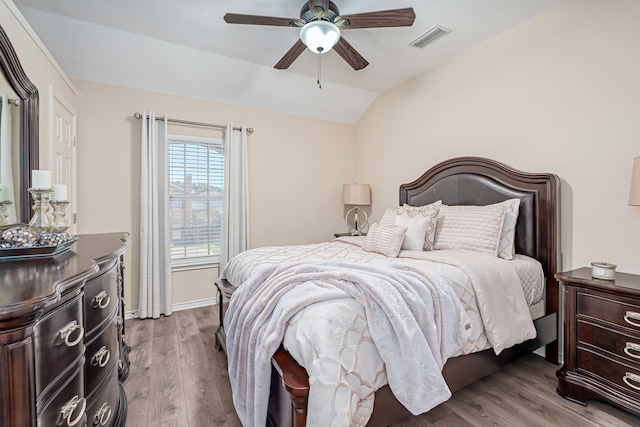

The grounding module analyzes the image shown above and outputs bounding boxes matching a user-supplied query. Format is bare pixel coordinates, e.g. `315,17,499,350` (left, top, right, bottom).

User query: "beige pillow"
379,201,441,250
494,198,521,260
434,205,506,256
363,223,407,258
397,202,441,250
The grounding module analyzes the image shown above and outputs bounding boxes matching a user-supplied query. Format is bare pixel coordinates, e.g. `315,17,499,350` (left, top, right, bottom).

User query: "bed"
216,156,560,427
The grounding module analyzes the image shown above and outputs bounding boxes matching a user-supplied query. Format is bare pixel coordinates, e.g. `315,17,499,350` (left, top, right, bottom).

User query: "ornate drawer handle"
61,395,86,427
623,372,640,391
59,320,84,347
91,346,111,368
93,402,112,426
624,342,640,359
92,291,111,309
624,311,640,327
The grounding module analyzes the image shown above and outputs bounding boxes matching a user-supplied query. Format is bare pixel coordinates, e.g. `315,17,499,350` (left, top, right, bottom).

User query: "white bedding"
222,239,542,426
225,261,471,427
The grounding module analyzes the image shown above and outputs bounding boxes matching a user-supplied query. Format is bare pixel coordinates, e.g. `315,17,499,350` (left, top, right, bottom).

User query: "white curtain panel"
220,123,250,273
0,94,17,223
139,112,172,319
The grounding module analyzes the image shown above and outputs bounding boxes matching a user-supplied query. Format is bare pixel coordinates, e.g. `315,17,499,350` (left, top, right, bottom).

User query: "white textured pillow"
394,215,430,251
494,198,521,260
363,223,407,258
434,205,506,256
397,202,441,250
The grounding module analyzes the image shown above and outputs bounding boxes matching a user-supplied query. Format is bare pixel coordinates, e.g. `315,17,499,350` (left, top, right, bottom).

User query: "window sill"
171,260,219,272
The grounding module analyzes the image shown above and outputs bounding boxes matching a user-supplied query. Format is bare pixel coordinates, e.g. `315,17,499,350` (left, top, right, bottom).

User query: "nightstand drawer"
578,291,640,331
578,320,640,366
578,347,640,398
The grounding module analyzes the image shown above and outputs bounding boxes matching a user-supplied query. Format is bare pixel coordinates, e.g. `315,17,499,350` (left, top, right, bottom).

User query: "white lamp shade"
342,184,371,206
630,157,640,206
300,21,341,54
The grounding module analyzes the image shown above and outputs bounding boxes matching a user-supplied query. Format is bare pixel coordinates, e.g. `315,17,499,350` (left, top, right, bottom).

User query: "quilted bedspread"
222,240,539,426
225,261,471,427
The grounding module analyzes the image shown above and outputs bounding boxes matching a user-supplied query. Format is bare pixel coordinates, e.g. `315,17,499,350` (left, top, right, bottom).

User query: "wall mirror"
0,23,39,228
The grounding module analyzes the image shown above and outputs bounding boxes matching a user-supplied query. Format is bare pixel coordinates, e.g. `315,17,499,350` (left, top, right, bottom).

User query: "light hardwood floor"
123,306,640,427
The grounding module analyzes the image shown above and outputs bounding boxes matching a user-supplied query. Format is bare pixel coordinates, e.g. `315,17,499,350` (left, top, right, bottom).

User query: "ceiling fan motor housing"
300,1,339,23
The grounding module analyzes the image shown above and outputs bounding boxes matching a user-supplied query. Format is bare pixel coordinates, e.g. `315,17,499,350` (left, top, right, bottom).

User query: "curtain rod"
133,112,253,135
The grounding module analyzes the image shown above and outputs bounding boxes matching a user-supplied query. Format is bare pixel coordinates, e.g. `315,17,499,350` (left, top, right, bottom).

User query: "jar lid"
591,262,616,269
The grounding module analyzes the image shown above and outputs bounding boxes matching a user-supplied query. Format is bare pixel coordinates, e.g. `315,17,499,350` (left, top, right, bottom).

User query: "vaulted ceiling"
12,0,564,123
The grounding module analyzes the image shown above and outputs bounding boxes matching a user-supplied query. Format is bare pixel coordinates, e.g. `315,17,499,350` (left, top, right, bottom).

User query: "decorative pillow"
434,204,506,256
379,207,398,226
394,215,431,251
378,201,441,250
397,202,441,250
363,223,407,258
494,198,521,260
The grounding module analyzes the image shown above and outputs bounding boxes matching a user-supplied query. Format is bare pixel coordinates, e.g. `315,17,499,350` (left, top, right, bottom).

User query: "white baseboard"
125,297,217,320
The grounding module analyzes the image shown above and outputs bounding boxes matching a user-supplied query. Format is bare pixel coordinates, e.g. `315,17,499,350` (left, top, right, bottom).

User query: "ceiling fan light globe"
299,21,341,54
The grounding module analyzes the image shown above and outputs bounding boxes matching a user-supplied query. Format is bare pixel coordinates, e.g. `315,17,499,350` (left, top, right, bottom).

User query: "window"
168,134,224,269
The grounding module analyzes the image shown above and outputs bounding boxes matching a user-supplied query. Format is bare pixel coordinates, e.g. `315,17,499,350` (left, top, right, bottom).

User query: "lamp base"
345,206,368,236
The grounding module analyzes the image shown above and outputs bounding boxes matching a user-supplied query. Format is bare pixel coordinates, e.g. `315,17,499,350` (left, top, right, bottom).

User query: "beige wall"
355,0,640,275
73,80,356,311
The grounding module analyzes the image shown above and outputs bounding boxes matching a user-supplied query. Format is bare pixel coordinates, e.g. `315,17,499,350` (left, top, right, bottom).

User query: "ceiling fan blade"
336,7,416,29
333,37,369,70
274,39,307,69
224,13,303,27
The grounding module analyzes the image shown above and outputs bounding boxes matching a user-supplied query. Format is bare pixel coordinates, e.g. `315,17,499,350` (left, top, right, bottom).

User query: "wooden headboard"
399,157,560,328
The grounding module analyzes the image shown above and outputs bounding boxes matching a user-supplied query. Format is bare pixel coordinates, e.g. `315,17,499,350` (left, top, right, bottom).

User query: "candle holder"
28,188,54,231
49,200,71,232
0,200,13,226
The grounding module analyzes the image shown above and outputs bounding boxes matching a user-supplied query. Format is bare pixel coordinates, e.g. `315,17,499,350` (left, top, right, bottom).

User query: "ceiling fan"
224,0,416,71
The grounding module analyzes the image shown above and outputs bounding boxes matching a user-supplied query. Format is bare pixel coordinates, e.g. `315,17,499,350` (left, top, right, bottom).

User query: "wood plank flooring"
123,306,640,427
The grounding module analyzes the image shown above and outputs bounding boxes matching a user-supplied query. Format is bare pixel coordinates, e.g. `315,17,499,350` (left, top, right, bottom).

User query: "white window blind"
168,134,224,267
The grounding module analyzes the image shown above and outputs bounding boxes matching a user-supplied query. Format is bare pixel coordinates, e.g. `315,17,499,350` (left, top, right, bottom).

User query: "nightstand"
556,268,640,416
333,232,366,238
214,278,237,355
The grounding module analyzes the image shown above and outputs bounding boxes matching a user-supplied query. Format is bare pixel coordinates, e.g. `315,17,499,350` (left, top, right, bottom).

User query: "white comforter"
223,241,538,426
225,261,471,427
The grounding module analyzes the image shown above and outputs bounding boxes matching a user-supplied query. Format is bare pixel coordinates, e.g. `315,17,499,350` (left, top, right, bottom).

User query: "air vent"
409,25,451,49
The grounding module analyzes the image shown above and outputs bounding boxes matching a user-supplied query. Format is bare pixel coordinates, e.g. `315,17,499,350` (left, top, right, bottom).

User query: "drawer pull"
624,342,640,359
624,311,640,327
623,372,640,391
92,291,111,309
91,346,111,368
93,402,112,426
59,320,84,347
61,395,86,427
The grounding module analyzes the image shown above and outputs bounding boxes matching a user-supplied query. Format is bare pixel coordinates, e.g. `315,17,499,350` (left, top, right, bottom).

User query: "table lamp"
342,184,371,235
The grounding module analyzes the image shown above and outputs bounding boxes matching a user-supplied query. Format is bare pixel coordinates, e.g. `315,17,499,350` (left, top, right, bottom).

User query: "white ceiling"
11,0,564,123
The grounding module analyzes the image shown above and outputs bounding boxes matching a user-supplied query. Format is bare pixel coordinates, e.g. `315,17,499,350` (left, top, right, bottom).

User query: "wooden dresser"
0,233,130,427
556,267,640,416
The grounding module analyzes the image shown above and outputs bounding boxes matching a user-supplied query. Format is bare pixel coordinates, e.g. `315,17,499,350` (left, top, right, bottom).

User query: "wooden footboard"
268,312,557,427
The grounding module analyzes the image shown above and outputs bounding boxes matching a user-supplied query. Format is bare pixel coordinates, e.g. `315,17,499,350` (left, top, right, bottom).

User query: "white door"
50,87,77,235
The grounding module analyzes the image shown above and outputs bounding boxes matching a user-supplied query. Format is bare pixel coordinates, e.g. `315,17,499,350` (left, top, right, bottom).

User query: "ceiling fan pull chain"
317,55,322,89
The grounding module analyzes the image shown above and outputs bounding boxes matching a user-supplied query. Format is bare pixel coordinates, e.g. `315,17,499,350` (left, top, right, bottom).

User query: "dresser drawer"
577,291,640,332
35,293,85,397
85,314,119,394
85,262,119,334
578,320,640,367
37,362,85,427
87,369,120,427
578,347,640,398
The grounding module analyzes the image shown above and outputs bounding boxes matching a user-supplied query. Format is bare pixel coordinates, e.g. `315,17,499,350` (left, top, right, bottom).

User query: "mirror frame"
0,24,39,225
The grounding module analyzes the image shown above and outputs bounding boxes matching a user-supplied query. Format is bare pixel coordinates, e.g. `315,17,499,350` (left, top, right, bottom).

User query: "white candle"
32,170,52,189
52,184,68,201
